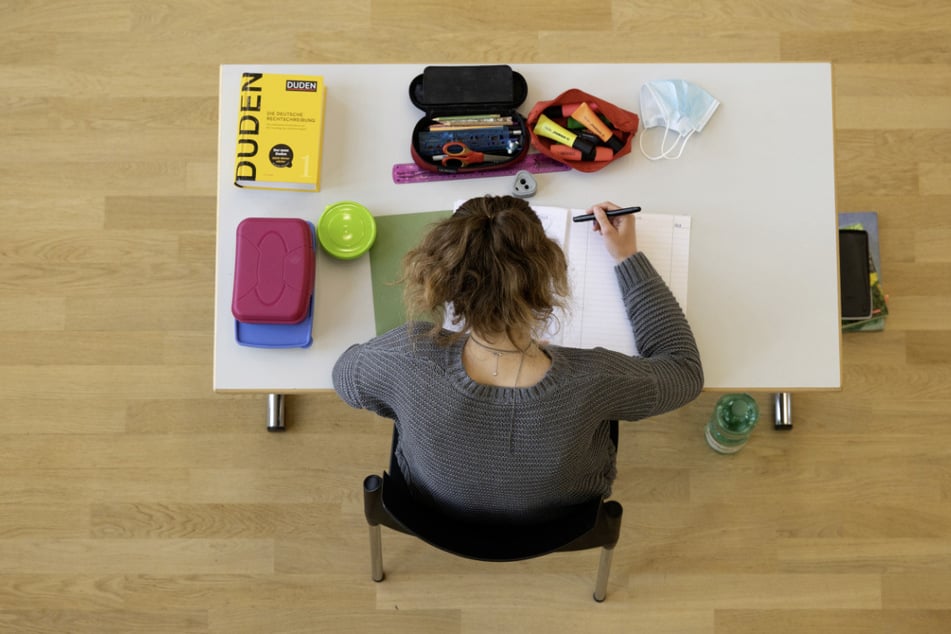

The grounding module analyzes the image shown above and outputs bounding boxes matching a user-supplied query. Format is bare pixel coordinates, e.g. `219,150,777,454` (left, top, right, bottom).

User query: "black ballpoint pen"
571,206,642,223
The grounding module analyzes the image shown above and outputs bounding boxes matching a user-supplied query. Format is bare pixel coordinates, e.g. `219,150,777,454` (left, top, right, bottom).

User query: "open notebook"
530,206,691,355
368,205,691,355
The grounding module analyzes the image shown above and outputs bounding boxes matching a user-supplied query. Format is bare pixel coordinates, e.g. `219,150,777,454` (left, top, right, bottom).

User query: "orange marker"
572,102,624,153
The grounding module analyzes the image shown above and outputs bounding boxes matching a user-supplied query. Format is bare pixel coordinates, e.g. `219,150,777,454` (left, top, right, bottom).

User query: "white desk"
214,63,840,400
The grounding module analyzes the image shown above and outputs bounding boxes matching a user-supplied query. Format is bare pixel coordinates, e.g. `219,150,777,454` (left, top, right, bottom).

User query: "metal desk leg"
773,392,793,430
267,394,286,432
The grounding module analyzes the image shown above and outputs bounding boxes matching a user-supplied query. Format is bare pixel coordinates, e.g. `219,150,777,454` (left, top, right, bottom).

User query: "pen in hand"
571,206,642,223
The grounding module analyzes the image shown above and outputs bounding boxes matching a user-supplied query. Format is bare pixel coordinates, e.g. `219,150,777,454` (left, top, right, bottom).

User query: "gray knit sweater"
333,253,703,520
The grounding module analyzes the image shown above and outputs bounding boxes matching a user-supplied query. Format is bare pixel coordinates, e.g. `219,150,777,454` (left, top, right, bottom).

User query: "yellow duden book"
234,72,326,192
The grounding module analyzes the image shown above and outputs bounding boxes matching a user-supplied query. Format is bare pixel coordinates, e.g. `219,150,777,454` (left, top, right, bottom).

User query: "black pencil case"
409,65,530,174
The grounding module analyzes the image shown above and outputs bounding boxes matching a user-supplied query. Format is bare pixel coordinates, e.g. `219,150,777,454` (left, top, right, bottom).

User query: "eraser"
512,170,537,198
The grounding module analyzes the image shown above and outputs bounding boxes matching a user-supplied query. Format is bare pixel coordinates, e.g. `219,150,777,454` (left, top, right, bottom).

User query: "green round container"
318,201,376,260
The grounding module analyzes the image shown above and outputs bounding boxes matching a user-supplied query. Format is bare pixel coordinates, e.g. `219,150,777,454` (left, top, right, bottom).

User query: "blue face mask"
638,79,720,160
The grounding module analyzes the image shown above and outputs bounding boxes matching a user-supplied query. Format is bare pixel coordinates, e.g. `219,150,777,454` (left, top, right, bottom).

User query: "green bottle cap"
716,394,759,432
318,201,376,260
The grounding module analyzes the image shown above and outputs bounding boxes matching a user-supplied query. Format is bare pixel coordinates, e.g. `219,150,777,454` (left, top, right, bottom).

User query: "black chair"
362,422,624,602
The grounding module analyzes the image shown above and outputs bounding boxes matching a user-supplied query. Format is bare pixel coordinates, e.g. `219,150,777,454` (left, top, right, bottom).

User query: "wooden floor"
2,2,950,632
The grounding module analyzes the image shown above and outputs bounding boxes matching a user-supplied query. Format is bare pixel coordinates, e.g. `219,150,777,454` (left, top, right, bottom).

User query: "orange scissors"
434,142,510,168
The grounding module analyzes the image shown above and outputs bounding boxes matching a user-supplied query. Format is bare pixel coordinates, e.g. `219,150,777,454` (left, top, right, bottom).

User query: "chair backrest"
372,422,621,562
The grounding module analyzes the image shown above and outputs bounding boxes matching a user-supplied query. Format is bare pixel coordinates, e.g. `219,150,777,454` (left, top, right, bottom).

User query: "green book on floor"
369,210,452,335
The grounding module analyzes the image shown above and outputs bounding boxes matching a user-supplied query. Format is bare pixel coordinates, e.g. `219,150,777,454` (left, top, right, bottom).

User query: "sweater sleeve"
615,252,704,414
332,343,363,409
332,341,398,420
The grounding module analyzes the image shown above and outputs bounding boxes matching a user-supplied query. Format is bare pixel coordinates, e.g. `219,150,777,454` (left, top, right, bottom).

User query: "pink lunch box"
231,217,315,324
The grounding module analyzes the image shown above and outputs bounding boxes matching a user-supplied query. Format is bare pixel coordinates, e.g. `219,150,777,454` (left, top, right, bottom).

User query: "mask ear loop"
639,125,688,160
661,128,695,160
639,83,687,161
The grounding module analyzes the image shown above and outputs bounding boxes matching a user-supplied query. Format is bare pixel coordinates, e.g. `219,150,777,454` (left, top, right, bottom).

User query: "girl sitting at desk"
332,195,702,521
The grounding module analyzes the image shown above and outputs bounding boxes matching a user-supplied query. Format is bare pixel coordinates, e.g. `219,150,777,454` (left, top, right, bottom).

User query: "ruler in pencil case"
417,126,523,156
392,153,571,184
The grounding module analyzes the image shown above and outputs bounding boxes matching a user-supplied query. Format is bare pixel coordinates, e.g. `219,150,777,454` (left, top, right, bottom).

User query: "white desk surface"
214,63,840,393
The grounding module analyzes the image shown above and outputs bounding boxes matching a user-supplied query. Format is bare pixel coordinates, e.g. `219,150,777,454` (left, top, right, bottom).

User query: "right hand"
589,202,638,262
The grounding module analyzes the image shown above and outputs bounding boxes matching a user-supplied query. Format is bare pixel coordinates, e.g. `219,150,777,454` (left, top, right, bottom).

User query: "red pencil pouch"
232,217,315,324
526,88,639,173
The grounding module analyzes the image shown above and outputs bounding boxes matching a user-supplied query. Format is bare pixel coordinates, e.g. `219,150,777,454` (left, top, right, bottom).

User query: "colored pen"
571,206,642,223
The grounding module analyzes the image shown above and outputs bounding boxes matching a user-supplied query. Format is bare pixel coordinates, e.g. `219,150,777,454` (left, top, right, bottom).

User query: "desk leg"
773,392,793,430
267,394,286,432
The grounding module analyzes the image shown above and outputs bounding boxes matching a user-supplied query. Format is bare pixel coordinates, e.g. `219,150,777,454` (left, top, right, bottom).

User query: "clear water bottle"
705,393,759,454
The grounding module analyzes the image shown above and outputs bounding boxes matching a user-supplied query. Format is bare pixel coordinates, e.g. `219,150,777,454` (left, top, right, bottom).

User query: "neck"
462,329,552,387
470,330,534,352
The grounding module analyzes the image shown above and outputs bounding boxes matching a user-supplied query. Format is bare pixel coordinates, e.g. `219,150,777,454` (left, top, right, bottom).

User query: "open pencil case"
526,88,639,173
409,65,530,174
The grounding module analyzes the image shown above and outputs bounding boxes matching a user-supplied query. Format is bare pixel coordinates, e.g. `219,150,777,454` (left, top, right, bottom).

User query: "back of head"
403,195,569,341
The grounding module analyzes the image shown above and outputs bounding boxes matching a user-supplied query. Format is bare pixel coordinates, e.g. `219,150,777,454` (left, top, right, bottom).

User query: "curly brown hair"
402,195,570,343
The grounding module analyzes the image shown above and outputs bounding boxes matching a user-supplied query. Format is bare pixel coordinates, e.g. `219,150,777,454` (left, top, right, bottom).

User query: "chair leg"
593,545,615,602
368,524,384,582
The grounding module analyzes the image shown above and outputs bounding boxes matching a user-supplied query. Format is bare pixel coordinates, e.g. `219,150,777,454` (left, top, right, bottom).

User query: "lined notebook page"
532,207,691,355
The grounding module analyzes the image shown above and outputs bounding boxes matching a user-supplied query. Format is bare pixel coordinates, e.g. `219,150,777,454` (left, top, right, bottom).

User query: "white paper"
533,206,691,355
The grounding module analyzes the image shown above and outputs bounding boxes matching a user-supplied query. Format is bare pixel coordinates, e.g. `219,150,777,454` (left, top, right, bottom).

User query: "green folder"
369,210,452,335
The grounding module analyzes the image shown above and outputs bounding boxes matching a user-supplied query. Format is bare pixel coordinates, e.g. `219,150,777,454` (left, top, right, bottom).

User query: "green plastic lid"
318,201,376,260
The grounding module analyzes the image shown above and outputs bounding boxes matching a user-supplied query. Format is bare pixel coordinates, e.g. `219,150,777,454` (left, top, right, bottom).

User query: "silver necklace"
467,336,535,383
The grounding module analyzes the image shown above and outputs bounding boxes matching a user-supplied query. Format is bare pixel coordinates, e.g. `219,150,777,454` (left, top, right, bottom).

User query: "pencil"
571,206,642,223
